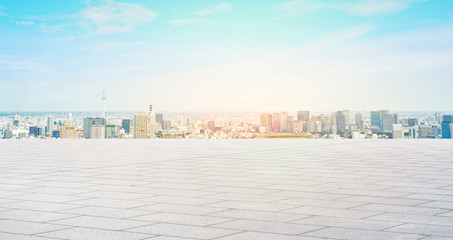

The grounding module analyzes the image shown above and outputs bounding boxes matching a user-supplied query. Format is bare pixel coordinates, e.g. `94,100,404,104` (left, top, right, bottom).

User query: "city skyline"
1,0,453,111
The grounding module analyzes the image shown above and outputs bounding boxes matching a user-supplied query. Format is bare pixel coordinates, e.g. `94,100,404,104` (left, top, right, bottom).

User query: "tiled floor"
0,139,453,240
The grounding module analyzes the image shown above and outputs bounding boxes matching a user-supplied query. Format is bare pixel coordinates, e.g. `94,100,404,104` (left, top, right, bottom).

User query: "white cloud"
0,6,6,16
83,41,143,51
193,3,233,16
23,0,158,35
0,55,54,74
13,20,35,26
169,18,216,27
268,0,426,20
79,0,158,34
169,3,232,27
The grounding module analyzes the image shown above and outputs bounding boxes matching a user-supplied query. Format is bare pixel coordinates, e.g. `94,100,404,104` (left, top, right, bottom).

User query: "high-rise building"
297,111,309,132
29,126,38,137
355,113,363,124
46,116,54,134
280,111,288,132
122,119,131,134
134,105,156,139
392,124,404,139
156,114,164,129
355,113,364,132
419,126,434,138
297,111,310,121
441,115,452,139
163,120,172,130
286,116,294,133
272,113,280,132
105,125,115,139
382,114,395,132
207,121,215,131
336,111,345,132
394,114,400,124
52,130,60,139
408,118,418,127
342,110,350,130
260,113,272,132
370,110,388,131
61,126,76,139
91,125,105,139
293,121,303,133
83,117,94,139
84,117,106,139
371,111,381,130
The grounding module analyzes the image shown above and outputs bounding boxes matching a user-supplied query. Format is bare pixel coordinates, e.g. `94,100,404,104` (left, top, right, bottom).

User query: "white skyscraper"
46,115,54,134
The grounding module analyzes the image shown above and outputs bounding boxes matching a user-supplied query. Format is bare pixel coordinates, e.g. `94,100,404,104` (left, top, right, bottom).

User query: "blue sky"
1,0,453,112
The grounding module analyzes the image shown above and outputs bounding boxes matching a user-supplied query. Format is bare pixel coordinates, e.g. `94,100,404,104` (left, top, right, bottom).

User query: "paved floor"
0,139,453,240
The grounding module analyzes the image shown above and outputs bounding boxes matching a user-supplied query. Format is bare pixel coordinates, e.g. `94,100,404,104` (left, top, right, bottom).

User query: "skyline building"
134,105,156,139
91,125,105,139
61,126,76,139
105,125,115,139
260,113,272,132
84,117,106,139
382,114,396,132
280,111,288,132
336,111,345,132
46,115,54,134
441,115,452,139
122,119,131,134
297,111,310,132
272,113,280,132
156,114,164,129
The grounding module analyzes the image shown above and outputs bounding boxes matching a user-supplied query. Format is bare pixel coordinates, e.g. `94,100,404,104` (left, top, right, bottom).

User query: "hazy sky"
1,0,453,112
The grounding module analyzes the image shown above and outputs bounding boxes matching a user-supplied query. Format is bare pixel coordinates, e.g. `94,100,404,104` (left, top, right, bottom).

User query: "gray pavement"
0,139,452,240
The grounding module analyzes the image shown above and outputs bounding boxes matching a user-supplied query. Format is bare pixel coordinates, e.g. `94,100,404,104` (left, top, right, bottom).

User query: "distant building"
91,125,105,139
84,117,106,139
286,116,294,133
293,121,303,133
441,115,452,139
297,111,310,132
336,111,345,132
355,113,363,124
392,124,404,139
61,126,76,139
105,125,116,139
134,105,156,139
382,114,395,132
272,113,280,132
280,111,288,132
260,113,272,132
52,130,60,139
163,120,172,130
419,125,434,138
122,119,131,134
29,126,38,137
46,116,54,134
3,128,13,139
156,114,164,129
342,110,350,130
408,118,418,127
370,110,389,131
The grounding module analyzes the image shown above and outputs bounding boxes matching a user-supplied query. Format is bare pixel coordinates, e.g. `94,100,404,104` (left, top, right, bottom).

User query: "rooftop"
1,140,453,240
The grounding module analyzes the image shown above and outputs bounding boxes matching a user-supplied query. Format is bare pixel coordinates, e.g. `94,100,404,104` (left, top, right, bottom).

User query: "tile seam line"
58,140,379,171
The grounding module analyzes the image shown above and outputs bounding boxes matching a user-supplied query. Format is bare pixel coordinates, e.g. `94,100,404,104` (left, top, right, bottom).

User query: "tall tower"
101,81,106,119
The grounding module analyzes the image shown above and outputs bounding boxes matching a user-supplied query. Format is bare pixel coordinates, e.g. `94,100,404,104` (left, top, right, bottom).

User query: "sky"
1,0,453,112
